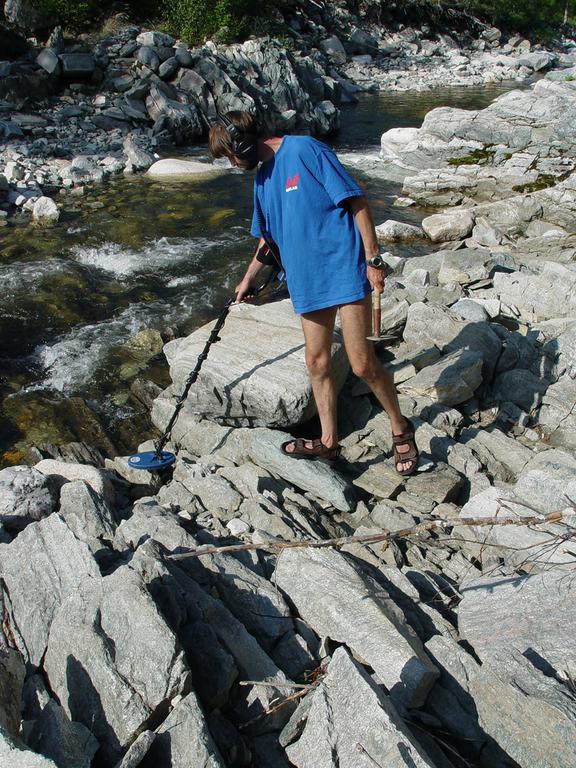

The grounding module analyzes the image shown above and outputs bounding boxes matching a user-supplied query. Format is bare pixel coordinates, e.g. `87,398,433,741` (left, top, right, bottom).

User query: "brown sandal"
281,438,342,464
392,418,419,477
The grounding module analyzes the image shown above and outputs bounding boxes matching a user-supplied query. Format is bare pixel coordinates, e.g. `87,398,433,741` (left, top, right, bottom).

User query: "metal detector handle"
371,287,382,339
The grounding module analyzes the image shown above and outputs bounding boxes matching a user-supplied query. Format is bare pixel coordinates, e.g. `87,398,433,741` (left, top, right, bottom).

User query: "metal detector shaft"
152,265,281,461
154,298,234,456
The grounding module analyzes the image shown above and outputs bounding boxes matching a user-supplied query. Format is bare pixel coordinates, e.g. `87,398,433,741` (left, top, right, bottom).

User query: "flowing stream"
0,82,526,465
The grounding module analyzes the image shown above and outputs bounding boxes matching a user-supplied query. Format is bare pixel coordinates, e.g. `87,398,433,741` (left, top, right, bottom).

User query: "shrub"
35,0,99,32
161,0,273,45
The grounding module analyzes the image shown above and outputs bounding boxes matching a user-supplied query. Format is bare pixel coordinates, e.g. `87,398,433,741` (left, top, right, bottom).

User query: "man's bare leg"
284,306,340,454
339,297,416,473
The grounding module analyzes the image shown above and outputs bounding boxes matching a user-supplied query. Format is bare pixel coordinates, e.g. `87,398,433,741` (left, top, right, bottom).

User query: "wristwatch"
366,255,385,269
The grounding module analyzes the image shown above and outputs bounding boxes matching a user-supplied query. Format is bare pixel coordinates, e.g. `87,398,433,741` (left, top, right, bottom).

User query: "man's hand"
235,276,256,303
366,264,386,292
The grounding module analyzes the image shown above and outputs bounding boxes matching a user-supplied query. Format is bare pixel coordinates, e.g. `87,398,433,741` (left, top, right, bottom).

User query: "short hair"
208,110,260,158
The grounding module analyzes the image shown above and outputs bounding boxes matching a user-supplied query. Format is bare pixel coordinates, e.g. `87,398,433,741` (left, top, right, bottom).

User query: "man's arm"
235,238,268,302
347,195,386,291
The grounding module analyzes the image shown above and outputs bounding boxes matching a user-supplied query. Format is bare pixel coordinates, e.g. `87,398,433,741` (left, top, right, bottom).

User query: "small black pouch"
255,195,283,272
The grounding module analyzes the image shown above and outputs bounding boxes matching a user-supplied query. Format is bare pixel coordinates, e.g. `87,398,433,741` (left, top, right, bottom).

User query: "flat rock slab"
404,462,464,503
398,349,483,405
458,568,576,678
352,460,405,499
146,158,226,177
468,654,576,768
274,548,438,709
249,428,354,512
286,648,436,768
513,447,576,514
161,299,349,428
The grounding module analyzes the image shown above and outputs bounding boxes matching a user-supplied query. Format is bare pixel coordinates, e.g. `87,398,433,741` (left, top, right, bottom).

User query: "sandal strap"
392,418,415,445
288,438,341,459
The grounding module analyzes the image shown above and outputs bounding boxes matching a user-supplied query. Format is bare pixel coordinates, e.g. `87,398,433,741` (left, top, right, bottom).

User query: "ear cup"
217,114,257,161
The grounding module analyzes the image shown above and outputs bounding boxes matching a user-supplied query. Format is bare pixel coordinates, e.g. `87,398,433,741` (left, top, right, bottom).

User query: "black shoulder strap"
254,188,283,272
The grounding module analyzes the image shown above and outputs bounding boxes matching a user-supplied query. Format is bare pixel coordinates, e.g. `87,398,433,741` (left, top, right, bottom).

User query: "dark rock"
59,54,96,80
0,23,29,58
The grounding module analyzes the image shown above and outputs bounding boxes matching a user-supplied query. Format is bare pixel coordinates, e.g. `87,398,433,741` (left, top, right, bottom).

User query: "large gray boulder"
0,515,100,665
158,299,349,429
285,648,436,768
421,209,474,241
398,349,483,406
513,447,576,514
402,302,501,379
459,485,576,570
0,466,57,532
426,635,576,767
274,548,438,710
493,262,576,322
34,459,115,505
43,564,191,764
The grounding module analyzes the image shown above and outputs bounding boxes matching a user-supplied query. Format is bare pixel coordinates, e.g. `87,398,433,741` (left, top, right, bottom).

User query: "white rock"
421,209,475,242
31,196,59,224
146,159,226,177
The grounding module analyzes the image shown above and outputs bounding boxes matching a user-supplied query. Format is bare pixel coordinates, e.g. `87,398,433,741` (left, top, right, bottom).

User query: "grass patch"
512,174,557,193
447,148,496,167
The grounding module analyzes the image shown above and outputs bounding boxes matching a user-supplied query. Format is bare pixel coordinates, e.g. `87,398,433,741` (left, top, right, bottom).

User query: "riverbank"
1,5,574,226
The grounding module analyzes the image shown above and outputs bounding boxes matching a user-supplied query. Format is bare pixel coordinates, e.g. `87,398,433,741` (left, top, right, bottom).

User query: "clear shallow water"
0,81,525,465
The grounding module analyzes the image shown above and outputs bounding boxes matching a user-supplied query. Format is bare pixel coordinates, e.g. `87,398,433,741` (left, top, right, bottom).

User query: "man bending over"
208,111,419,476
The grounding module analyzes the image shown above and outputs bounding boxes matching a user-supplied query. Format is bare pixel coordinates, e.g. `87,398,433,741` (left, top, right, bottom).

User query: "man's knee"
352,359,383,382
305,351,332,377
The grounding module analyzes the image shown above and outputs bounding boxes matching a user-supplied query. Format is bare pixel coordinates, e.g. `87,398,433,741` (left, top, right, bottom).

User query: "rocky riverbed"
1,2,574,226
2,3,576,768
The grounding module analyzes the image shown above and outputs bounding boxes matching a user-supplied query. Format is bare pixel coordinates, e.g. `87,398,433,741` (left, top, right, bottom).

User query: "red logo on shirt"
286,174,299,192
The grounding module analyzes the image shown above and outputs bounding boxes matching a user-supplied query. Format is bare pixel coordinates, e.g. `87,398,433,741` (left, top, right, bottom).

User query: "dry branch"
167,510,568,560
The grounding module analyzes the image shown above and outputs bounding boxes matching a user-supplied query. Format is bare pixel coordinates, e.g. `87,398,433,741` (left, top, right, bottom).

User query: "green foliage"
35,0,99,32
461,0,572,38
160,0,273,45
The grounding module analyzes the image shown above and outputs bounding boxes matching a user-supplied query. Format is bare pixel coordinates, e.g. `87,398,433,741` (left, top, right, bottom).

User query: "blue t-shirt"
250,136,371,314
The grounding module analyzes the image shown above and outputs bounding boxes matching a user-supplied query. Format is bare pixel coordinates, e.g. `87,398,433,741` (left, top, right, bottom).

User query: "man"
208,111,418,476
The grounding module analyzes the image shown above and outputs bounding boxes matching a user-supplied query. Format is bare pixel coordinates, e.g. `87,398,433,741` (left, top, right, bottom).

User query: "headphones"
217,113,258,162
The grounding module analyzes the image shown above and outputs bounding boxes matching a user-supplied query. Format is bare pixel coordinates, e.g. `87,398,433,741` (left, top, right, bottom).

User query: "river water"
0,82,525,465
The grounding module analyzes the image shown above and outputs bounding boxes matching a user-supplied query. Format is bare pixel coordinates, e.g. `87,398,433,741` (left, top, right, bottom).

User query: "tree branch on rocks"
167,509,571,559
